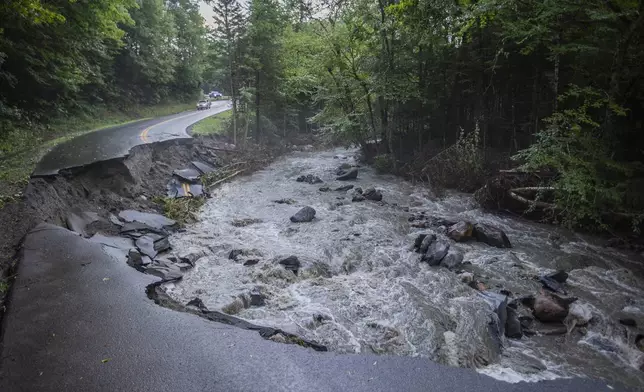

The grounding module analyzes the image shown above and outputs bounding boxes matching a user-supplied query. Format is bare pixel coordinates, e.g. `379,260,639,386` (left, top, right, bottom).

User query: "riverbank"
0,134,280,328
159,148,644,389
0,101,197,203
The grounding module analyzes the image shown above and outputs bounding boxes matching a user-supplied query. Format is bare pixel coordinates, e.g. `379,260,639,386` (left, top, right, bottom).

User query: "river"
163,148,644,389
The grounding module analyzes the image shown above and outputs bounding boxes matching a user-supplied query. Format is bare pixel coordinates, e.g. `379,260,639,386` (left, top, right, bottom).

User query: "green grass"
191,109,232,136
153,196,206,226
0,101,197,202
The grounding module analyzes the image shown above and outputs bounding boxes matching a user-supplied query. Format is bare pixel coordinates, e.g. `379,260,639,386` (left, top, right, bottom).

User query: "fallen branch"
508,187,556,209
206,169,245,190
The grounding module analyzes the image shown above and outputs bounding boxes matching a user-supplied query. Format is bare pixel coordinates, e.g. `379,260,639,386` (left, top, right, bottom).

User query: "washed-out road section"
33,100,231,177
0,224,624,392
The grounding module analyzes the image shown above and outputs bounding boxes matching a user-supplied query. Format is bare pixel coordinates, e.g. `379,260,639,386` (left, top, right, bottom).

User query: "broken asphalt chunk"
119,210,176,229
191,161,216,175
173,168,201,183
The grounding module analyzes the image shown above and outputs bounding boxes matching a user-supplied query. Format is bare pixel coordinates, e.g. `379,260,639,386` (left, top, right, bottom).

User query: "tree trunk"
255,70,260,141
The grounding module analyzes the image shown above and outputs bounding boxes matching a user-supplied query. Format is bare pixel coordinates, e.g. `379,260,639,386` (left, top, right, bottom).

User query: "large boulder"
290,206,316,223
532,292,576,322
473,223,512,248
478,291,508,337
418,234,437,254
441,249,464,269
505,306,523,339
362,187,383,201
421,240,450,266
336,168,358,181
447,221,474,242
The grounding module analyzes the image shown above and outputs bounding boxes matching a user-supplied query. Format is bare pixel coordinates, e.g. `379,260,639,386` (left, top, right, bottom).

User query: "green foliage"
153,196,205,226
191,110,232,135
514,87,642,230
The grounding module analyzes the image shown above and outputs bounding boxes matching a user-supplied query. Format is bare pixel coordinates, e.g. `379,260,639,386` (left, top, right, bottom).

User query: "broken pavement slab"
173,167,201,183
166,178,205,198
66,211,102,237
118,210,176,229
191,160,216,174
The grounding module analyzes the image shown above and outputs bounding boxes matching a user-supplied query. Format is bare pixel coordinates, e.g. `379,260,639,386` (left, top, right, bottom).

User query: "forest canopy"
2,0,644,231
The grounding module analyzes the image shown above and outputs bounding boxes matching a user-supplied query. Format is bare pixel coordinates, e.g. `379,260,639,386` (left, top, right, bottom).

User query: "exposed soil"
0,135,280,325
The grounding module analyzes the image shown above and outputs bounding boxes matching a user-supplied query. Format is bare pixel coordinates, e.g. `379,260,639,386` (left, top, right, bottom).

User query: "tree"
211,0,245,143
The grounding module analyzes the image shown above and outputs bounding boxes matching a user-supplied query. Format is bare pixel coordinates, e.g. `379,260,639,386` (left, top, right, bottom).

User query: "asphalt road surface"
33,100,231,176
0,224,627,392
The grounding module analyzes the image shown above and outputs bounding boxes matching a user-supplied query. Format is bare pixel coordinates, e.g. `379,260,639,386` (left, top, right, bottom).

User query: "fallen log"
508,187,556,209
206,169,245,190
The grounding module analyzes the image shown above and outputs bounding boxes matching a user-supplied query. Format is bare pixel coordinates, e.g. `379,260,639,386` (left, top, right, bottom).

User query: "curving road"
33,100,231,176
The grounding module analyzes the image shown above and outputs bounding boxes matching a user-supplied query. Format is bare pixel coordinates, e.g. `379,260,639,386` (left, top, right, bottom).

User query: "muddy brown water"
163,148,644,389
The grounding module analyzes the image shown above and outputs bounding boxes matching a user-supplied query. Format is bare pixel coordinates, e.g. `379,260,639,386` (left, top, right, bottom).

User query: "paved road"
0,224,626,392
33,100,231,176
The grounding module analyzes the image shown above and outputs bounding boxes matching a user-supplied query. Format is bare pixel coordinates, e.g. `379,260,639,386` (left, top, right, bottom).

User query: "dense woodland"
2,0,644,232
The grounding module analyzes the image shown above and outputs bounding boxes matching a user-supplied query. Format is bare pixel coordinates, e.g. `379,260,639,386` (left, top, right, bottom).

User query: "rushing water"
163,148,644,389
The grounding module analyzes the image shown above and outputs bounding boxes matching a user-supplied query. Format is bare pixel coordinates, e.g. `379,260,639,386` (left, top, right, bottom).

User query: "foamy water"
163,148,644,389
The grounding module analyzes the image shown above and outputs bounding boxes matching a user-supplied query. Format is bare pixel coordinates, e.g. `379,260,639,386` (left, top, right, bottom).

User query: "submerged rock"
336,168,358,181
413,233,428,251
335,185,354,192
547,270,569,283
421,240,450,266
229,249,244,260
319,187,331,192
279,256,300,274
296,174,323,184
362,187,383,201
473,223,512,248
447,221,474,242
249,289,266,307
273,198,296,205
290,206,316,223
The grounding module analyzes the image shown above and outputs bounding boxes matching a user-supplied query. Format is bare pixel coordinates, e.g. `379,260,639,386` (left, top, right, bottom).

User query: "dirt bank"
0,135,279,326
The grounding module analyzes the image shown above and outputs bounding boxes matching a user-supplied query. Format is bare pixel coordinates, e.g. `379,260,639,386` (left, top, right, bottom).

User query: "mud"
0,135,263,327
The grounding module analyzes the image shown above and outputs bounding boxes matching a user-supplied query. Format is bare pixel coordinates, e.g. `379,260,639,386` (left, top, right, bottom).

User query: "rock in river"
421,240,450,266
441,249,464,269
362,187,383,201
335,185,354,192
418,233,437,254
478,291,508,337
290,206,316,223
336,168,358,181
447,221,473,242
296,174,323,184
505,306,523,339
279,256,300,274
473,223,512,248
533,292,576,322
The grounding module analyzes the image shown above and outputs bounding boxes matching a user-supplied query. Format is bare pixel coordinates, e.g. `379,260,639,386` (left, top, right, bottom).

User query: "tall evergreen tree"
211,0,245,143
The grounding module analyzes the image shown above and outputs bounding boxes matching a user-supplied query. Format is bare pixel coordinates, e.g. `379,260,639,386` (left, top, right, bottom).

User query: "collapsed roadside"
0,135,278,329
